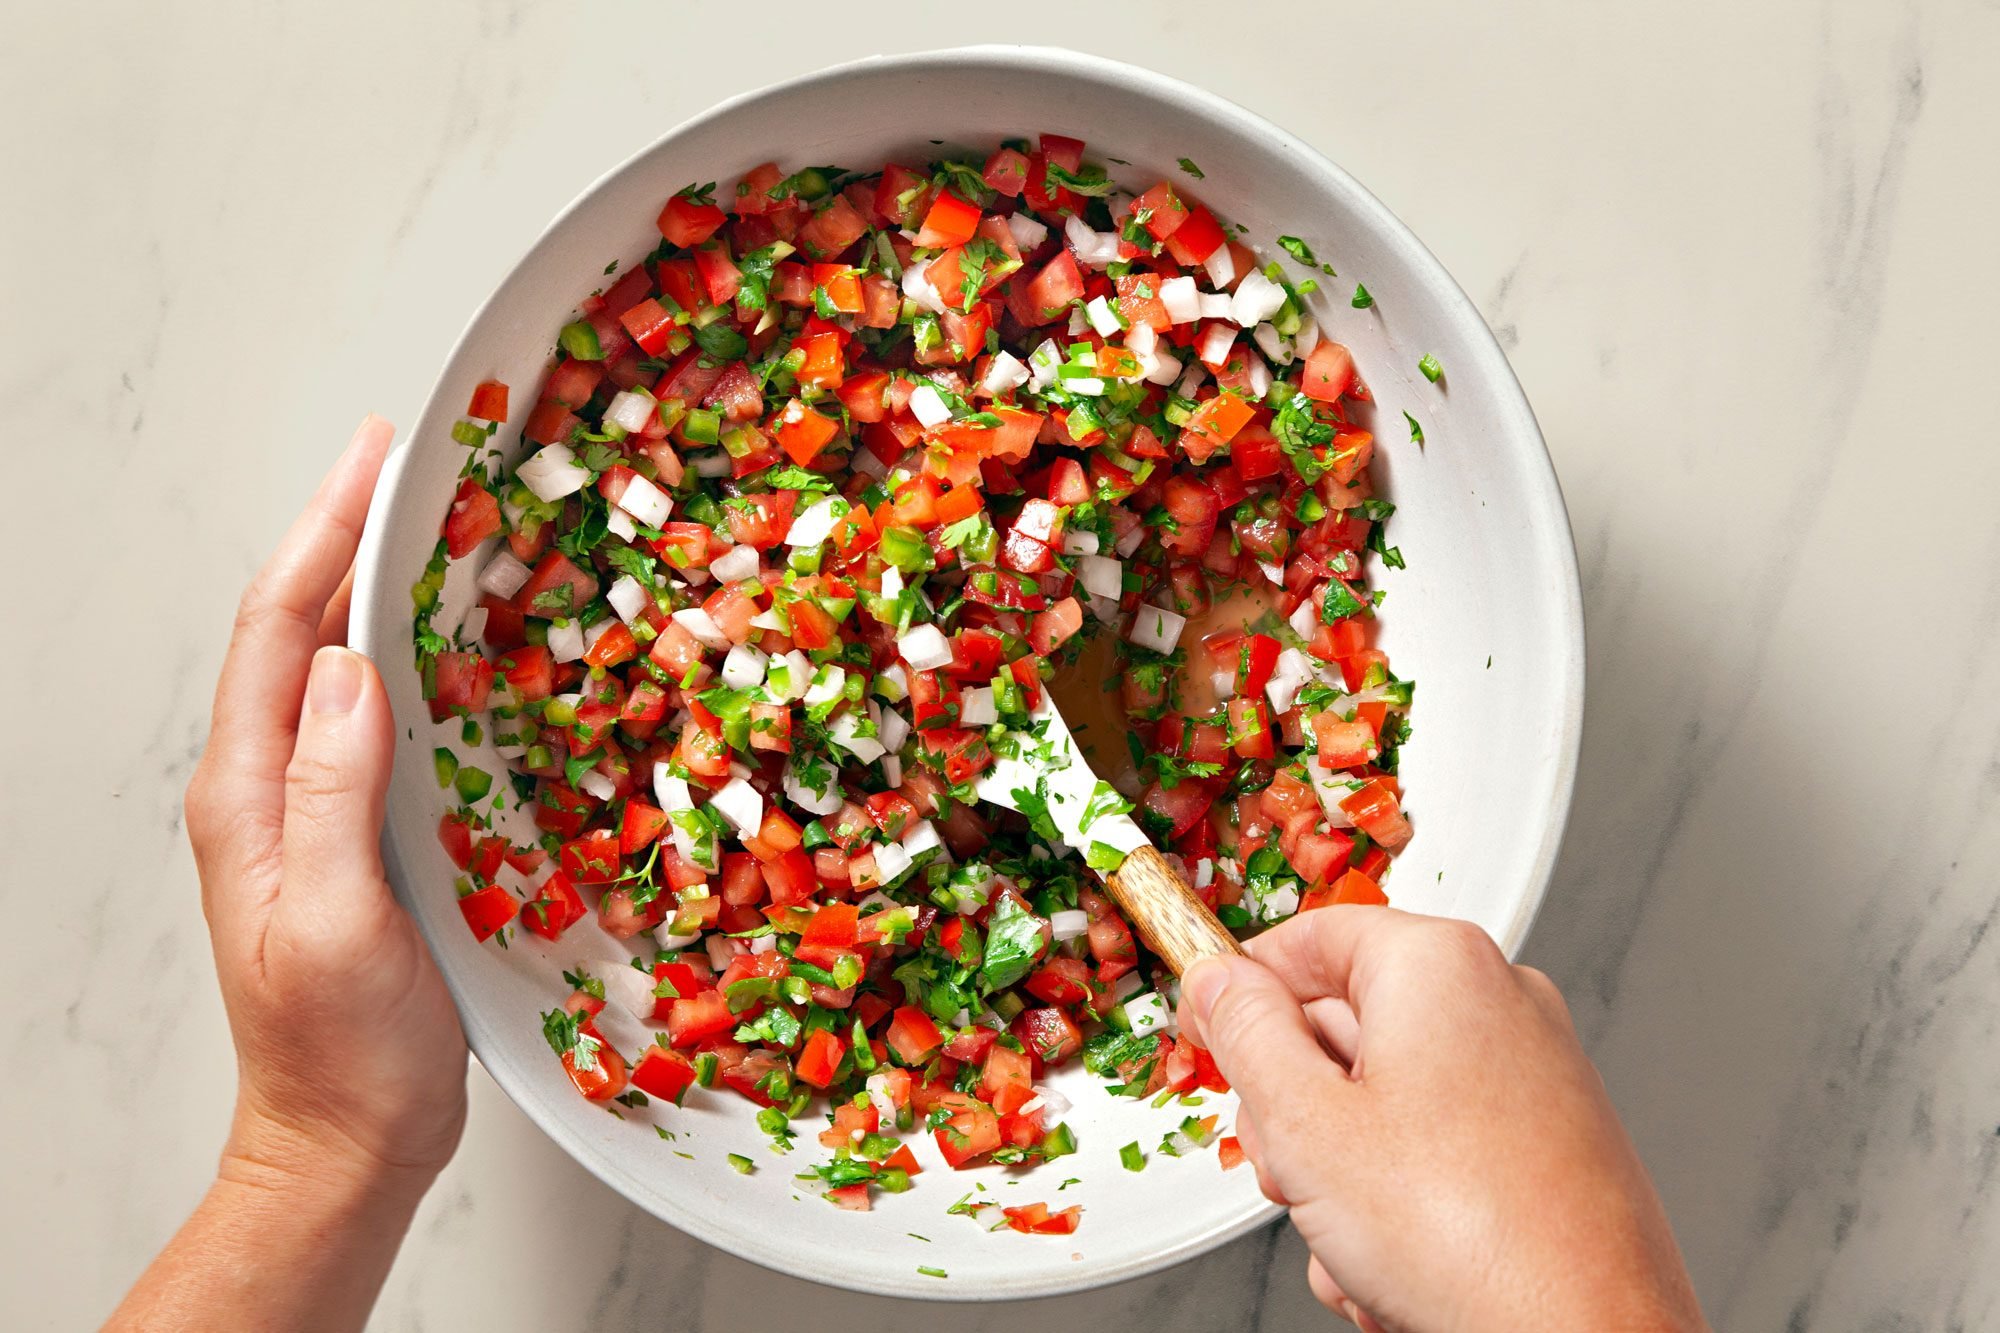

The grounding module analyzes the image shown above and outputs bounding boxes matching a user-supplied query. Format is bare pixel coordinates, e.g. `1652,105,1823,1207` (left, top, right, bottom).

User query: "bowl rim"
353,41,1585,1302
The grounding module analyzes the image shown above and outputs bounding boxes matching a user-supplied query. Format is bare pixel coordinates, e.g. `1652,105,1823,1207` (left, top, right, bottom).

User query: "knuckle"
284,748,356,816
1515,965,1574,1020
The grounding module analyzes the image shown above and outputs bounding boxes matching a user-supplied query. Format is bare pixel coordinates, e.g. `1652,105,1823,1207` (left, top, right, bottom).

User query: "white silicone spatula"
975,696,1242,975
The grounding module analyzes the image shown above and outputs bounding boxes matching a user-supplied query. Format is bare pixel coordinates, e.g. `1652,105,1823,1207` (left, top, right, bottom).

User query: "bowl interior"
353,45,1582,1302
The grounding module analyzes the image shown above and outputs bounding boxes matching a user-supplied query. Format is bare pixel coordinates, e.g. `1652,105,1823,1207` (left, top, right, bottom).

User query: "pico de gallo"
415,135,1415,1224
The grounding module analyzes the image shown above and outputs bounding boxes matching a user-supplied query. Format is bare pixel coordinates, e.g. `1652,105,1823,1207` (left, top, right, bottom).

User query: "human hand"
1179,908,1704,1332
184,415,467,1198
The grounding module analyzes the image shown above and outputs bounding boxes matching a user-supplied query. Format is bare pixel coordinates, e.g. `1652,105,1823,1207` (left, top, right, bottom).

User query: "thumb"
280,647,397,914
1180,953,1352,1121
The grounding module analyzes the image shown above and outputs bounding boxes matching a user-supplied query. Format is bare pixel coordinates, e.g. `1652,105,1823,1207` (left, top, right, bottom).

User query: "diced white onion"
1028,339,1063,391
1087,594,1120,622
1124,991,1175,1036
721,642,768,690
766,649,812,704
581,618,613,655
1085,295,1123,337
690,449,733,478
1193,858,1214,889
901,259,947,315
827,710,885,763
1159,275,1200,325
784,756,843,815
671,607,730,651
590,961,658,1019
1197,291,1234,321
864,1073,899,1126
1061,529,1101,556
877,706,910,756
607,575,649,625
653,922,701,952
708,543,759,584
1293,316,1320,355
604,389,655,435
705,934,743,969
1115,519,1147,558
1231,270,1287,327
547,619,586,663
981,350,1030,395
874,663,910,702
1203,245,1237,288
1261,882,1301,921
959,685,998,728
872,840,913,884
749,933,778,955
458,604,489,644
908,384,951,428
653,765,691,812
803,665,847,709
881,754,903,786
901,819,942,860
786,495,846,547
606,506,638,541
1109,970,1143,1004
1253,322,1294,364
1175,361,1209,398
517,444,591,502
898,623,953,671
1050,909,1089,942
615,473,671,528
1246,357,1272,397
1006,211,1049,252
879,565,905,602
1307,758,1359,827
1288,598,1319,641
1197,322,1237,367
711,777,764,836
1265,669,1305,715
1078,554,1123,601
1064,213,1120,267
1126,603,1187,654
577,770,615,802
476,550,532,599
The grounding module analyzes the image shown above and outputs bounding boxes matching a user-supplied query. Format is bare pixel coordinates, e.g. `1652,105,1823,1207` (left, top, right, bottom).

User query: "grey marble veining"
4,2,1998,1329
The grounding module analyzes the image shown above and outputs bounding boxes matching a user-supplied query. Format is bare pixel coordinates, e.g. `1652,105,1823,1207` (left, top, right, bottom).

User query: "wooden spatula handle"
1104,844,1244,976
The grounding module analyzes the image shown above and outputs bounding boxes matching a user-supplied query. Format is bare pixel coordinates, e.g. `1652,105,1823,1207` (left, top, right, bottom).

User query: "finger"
1242,905,1435,1013
1232,1109,1290,1206
277,648,396,933
1307,1255,1384,1331
318,566,357,647
197,416,393,850
1178,954,1352,1131
1302,995,1360,1067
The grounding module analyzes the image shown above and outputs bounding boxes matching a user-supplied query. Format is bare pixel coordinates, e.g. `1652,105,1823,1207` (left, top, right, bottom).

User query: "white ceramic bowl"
352,45,1583,1302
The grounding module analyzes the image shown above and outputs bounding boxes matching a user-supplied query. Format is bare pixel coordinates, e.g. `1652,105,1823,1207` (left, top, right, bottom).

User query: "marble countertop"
7,3,1997,1328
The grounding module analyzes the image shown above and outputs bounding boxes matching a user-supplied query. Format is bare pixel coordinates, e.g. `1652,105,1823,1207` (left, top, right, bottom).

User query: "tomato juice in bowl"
352,46,1582,1301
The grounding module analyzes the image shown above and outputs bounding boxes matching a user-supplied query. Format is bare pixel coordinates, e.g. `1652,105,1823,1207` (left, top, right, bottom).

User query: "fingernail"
1180,956,1235,1031
308,647,363,715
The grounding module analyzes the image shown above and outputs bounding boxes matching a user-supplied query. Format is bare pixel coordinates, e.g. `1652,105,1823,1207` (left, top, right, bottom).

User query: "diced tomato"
467,379,509,421
442,478,501,558
457,885,517,942
886,1005,945,1065
658,192,727,247
794,1028,847,1089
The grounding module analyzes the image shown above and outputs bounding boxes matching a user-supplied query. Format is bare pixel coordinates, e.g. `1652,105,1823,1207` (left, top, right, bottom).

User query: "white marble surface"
5,3,1997,1328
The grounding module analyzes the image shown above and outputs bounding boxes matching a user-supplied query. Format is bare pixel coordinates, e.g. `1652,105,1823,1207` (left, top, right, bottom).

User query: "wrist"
220,1100,440,1217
